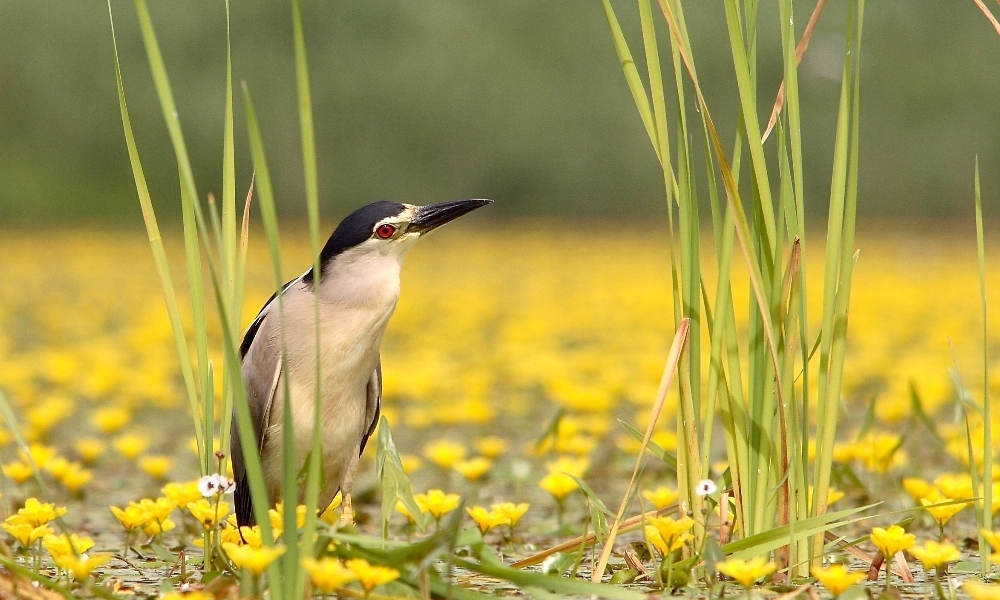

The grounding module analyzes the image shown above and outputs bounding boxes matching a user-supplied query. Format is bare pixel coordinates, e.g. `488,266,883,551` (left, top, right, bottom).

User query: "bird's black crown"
302,201,405,285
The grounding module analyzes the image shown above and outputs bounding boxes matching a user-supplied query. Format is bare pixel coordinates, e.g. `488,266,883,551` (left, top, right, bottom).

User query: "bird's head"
306,199,492,284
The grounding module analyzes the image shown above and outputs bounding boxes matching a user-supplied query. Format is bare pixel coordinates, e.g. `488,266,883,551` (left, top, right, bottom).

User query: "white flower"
198,473,236,497
695,479,718,496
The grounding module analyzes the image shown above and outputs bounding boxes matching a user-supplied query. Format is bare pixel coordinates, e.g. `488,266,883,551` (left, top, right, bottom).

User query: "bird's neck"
316,248,402,309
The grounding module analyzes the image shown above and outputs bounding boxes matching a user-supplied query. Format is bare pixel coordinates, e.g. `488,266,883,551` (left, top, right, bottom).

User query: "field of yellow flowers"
0,223,999,596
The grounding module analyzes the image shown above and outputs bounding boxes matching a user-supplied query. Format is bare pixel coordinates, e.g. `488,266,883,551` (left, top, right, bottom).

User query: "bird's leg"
339,449,361,526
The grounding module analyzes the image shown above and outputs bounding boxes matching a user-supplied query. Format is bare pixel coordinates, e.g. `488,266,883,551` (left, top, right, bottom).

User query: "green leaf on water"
952,561,981,573
147,542,176,563
541,552,577,576
838,587,872,600
454,551,646,600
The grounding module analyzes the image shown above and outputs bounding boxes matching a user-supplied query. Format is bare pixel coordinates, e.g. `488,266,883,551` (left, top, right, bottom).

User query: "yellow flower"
934,473,974,500
13,497,67,527
269,502,307,535
2,522,53,547
2,462,34,484
319,492,343,525
964,581,1000,600
240,525,264,549
920,492,969,527
223,542,285,575
909,540,961,571
345,557,399,591
110,502,149,532
644,524,693,555
491,502,529,527
53,552,111,581
474,436,509,459
555,433,598,456
717,556,776,589
159,592,215,600
538,471,579,500
982,529,1000,550
853,433,906,473
423,440,466,469
302,557,358,592
453,457,492,481
45,456,70,479
187,499,229,530
467,506,508,533
902,477,935,503
414,489,461,519
113,433,150,459
395,500,416,524
399,454,423,475
807,486,845,512
641,486,678,509
43,533,94,559
58,463,93,493
73,438,107,464
869,525,916,558
811,564,866,597
139,497,177,522
141,517,176,536
643,515,694,555
91,407,130,434
545,456,590,477
139,455,173,481
217,521,243,546
20,444,57,467
162,480,203,506
647,516,694,546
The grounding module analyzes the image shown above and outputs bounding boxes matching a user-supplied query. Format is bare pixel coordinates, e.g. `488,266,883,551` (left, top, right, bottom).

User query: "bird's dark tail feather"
235,475,255,527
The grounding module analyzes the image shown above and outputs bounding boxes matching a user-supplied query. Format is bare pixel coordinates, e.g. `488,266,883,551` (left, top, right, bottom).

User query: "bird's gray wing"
232,278,297,526
359,358,382,455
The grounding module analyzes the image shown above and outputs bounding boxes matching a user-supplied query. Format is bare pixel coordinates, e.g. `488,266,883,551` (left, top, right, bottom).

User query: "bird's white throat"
316,236,417,308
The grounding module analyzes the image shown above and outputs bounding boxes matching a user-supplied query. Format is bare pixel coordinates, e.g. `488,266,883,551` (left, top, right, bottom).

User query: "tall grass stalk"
109,0,330,592
974,158,993,574
601,0,864,576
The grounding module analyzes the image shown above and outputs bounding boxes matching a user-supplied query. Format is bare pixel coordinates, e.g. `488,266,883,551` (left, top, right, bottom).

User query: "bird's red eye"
375,224,396,239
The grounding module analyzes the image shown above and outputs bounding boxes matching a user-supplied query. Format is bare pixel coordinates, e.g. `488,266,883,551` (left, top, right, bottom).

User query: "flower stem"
665,548,674,591
932,569,946,600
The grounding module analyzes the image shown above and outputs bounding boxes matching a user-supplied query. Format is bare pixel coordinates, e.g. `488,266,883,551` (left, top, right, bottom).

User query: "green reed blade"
206,255,283,599
721,0,776,257
600,0,658,163
108,0,204,469
131,0,213,475
219,0,239,460
975,157,992,573
241,85,298,598
814,4,863,556
291,0,322,594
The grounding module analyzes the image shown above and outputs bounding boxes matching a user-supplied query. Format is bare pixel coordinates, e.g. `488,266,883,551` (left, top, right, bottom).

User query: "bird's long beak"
409,199,493,233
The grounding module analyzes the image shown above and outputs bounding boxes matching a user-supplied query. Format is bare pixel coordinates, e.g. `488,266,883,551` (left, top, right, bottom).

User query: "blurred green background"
1,1,998,224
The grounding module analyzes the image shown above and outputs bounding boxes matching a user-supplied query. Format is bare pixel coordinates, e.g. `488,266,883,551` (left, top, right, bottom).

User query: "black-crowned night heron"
232,199,492,526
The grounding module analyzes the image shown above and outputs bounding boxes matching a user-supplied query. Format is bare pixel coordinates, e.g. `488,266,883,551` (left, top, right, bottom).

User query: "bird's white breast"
262,246,403,500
